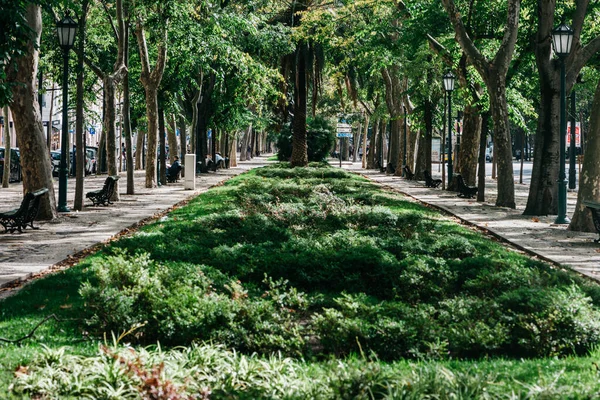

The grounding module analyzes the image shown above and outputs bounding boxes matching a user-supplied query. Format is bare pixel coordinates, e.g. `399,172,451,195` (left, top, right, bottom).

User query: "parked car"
0,147,22,182
51,146,98,177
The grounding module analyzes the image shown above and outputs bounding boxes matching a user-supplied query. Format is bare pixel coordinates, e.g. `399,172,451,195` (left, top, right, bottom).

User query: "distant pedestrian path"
340,162,600,282
0,156,272,296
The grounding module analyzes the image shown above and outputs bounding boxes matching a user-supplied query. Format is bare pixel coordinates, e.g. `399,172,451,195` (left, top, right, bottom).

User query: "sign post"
336,123,352,168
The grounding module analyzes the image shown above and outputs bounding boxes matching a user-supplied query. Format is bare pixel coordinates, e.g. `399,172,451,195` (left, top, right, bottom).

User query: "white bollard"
184,154,196,190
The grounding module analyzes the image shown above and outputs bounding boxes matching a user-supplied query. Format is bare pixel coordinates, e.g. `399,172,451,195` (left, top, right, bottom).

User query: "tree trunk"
135,20,167,187
190,89,200,155
143,84,158,187
73,0,89,211
477,112,490,201
229,134,238,167
135,130,144,170
167,114,178,163
381,66,402,174
103,75,120,199
291,44,308,167
47,83,55,150
524,71,560,215
7,4,56,219
123,5,134,195
158,107,167,184
487,75,515,207
442,0,519,208
177,115,186,177
569,75,600,232
2,106,11,188
367,118,378,169
459,106,482,186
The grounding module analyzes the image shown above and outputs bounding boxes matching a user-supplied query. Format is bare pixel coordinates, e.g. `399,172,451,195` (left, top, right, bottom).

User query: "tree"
525,0,600,216
135,7,168,188
86,0,129,199
441,0,519,208
569,74,600,232
6,4,57,219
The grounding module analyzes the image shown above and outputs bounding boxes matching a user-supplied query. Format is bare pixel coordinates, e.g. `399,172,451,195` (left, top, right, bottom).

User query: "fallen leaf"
60,304,72,309
531,217,540,223
14,366,28,377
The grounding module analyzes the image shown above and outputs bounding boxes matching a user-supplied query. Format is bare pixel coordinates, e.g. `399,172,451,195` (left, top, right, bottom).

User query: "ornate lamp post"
551,21,574,224
443,72,456,182
56,12,78,212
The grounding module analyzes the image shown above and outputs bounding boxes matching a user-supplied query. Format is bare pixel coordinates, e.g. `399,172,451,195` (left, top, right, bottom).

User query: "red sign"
566,122,581,147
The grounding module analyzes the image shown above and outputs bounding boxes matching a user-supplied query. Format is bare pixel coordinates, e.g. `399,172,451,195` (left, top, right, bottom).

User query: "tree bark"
381,66,402,174
177,115,186,177
158,107,166,184
122,4,134,195
2,106,11,188
291,43,308,167
135,130,144,170
74,0,89,211
7,4,56,219
526,0,600,215
569,75,600,232
135,19,168,188
442,0,519,208
167,114,178,163
459,105,482,186
367,118,378,169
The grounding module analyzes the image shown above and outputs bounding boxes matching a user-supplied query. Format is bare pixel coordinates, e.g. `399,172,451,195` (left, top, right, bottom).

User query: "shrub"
80,251,307,355
276,116,336,162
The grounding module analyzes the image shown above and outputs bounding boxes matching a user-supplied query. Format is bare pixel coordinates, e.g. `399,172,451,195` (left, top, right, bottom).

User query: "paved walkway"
0,156,271,296
340,162,600,281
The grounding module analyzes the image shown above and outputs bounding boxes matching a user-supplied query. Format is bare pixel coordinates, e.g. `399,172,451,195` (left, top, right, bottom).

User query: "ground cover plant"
4,163,600,398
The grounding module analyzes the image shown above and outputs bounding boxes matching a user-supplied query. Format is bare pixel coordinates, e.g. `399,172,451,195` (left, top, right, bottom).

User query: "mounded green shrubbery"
79,164,600,361
8,163,600,397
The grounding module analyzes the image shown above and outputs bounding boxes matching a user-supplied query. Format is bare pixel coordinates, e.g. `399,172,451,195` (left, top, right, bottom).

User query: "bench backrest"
102,176,119,197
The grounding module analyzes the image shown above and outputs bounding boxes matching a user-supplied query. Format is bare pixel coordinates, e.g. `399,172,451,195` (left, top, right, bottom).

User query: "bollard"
184,154,196,190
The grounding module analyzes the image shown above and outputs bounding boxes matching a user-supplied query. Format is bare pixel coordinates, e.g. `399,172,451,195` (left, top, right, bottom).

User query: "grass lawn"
3,163,600,398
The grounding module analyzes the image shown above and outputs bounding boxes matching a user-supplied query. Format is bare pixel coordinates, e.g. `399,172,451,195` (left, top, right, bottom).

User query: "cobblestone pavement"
0,156,272,294
340,161,600,282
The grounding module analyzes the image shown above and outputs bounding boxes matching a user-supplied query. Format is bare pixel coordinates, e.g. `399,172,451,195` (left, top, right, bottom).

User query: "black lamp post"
443,72,456,182
56,12,77,212
551,21,574,224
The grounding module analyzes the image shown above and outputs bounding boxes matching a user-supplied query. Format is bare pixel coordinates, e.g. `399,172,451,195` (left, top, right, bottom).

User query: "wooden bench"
584,201,600,243
0,188,48,233
86,175,119,206
403,165,415,180
423,170,442,188
456,174,478,198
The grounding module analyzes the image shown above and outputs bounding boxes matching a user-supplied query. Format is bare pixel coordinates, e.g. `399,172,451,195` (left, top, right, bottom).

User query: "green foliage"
79,250,306,355
277,116,336,162
104,164,600,361
12,343,600,399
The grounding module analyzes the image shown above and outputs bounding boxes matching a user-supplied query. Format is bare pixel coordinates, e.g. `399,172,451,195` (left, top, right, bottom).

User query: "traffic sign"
336,132,352,138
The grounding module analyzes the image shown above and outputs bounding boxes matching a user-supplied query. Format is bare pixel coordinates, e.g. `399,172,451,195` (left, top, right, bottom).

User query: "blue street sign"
89,127,95,135
176,128,180,137
208,129,212,138
336,132,352,138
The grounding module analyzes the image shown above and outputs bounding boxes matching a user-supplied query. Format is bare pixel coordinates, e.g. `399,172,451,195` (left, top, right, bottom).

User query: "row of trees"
2,0,600,233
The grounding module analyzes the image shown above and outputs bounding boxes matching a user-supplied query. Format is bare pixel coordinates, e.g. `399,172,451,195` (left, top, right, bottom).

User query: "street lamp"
56,12,77,212
443,71,456,182
551,20,574,224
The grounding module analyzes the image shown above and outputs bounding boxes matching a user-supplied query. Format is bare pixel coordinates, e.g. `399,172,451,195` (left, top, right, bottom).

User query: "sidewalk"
341,162,600,281
0,156,272,296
